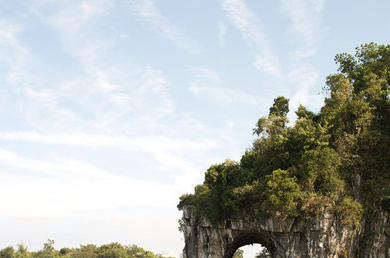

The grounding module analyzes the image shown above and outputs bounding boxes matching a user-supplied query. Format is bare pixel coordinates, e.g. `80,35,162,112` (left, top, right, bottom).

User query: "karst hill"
178,43,390,258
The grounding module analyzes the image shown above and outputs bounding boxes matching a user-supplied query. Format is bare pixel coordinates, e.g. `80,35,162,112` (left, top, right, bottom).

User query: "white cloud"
0,132,214,150
218,21,227,47
12,0,218,181
35,0,113,56
0,19,67,132
83,65,176,130
0,19,39,86
281,0,327,58
0,2,111,132
128,0,202,54
253,55,282,77
287,66,323,117
0,130,217,193
219,0,281,76
0,149,178,218
22,0,182,135
189,68,260,104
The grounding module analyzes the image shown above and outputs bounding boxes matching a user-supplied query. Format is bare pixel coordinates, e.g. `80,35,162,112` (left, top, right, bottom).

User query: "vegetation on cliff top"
178,43,390,227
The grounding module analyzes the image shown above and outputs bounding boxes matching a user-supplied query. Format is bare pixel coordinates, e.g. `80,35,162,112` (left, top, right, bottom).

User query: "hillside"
178,43,390,256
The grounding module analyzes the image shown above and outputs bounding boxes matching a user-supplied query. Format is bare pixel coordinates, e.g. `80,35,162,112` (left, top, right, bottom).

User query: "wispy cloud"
0,130,218,192
287,65,323,116
280,0,327,58
0,2,220,217
218,21,227,47
128,0,202,54
0,19,39,86
26,0,181,135
0,131,217,156
189,68,260,105
253,55,283,77
219,0,281,76
0,18,64,133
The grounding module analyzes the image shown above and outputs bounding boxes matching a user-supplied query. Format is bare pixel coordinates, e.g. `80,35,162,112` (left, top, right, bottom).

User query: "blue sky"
0,0,390,257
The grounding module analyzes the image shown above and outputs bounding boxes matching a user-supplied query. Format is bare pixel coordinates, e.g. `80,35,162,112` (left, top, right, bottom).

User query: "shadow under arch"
225,231,275,258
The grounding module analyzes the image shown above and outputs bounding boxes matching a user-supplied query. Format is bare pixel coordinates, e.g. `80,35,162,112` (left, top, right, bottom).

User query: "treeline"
0,240,174,258
178,43,390,227
233,248,271,258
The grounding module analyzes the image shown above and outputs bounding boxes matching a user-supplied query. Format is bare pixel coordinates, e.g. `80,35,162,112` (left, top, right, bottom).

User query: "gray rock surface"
179,205,372,258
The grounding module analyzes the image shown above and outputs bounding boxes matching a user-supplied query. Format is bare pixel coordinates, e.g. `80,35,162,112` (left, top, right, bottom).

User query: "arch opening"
226,232,275,258
233,244,271,258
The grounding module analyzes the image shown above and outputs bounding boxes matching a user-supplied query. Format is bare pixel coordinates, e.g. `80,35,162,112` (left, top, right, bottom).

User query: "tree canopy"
0,240,174,258
178,43,390,228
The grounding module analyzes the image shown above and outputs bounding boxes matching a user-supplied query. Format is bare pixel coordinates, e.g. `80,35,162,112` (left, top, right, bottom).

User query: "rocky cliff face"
179,205,390,258
358,211,390,258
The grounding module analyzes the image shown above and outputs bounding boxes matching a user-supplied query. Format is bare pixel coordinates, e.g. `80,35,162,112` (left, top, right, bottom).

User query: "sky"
0,0,390,257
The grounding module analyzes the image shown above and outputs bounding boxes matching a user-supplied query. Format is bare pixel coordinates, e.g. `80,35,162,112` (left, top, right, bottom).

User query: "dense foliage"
255,249,271,258
0,240,174,258
178,43,390,228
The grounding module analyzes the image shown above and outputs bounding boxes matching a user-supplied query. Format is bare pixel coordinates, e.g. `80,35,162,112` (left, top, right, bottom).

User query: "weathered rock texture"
179,205,390,258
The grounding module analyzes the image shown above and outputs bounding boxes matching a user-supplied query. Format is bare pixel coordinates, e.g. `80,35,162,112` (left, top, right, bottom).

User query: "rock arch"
179,206,357,258
225,232,275,258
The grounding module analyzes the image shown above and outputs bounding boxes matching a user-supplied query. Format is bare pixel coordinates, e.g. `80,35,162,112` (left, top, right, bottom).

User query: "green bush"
336,197,363,228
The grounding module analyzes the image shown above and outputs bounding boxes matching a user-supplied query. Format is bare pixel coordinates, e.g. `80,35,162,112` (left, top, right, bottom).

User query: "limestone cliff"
179,205,390,258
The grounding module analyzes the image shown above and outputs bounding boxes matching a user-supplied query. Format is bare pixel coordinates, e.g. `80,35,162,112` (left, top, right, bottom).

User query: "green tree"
253,96,289,136
232,248,244,258
43,240,55,254
261,169,302,217
269,96,289,117
15,244,28,258
16,244,27,255
59,248,71,256
1,242,174,258
0,246,15,258
255,248,271,258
